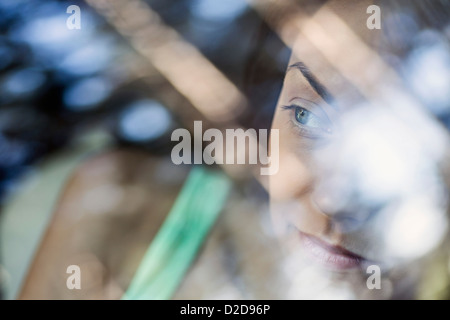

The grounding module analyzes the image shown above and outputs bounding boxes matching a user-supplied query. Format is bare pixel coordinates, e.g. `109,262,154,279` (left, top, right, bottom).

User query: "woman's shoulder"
20,148,283,299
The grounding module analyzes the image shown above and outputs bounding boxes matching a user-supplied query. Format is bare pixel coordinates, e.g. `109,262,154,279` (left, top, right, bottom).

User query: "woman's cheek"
269,142,313,201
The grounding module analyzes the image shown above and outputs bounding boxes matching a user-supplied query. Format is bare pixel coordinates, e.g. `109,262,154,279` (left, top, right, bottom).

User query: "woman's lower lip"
299,232,364,270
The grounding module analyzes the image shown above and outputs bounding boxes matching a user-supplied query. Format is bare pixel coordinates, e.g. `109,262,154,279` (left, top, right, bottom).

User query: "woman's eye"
294,106,322,128
282,104,333,139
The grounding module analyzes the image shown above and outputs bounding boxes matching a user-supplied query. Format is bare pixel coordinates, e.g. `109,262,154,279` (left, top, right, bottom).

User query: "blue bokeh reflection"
1,68,47,101
192,0,247,22
64,77,112,111
119,100,172,143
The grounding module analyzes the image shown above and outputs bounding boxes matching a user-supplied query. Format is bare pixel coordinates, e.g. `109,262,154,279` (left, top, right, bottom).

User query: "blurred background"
0,0,449,300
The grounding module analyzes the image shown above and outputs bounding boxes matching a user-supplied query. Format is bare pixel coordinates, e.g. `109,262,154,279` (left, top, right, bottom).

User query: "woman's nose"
312,178,380,232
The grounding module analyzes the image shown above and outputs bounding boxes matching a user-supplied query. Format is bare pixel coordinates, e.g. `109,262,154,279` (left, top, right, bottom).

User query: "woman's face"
269,48,383,281
268,1,448,299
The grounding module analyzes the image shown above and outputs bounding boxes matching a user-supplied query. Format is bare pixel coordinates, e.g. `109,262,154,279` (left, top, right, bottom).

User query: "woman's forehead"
283,1,387,108
287,42,368,109
284,7,436,111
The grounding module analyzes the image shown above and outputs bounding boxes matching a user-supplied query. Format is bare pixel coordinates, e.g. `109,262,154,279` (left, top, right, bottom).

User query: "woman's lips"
299,231,365,270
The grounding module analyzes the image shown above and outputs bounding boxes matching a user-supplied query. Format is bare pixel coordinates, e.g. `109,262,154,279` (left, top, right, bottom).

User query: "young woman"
18,0,450,299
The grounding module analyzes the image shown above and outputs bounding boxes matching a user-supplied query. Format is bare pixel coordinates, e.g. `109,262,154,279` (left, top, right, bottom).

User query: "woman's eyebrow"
288,62,335,107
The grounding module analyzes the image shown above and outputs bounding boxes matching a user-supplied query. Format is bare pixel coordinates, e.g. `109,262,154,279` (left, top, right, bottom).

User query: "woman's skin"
18,151,185,299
